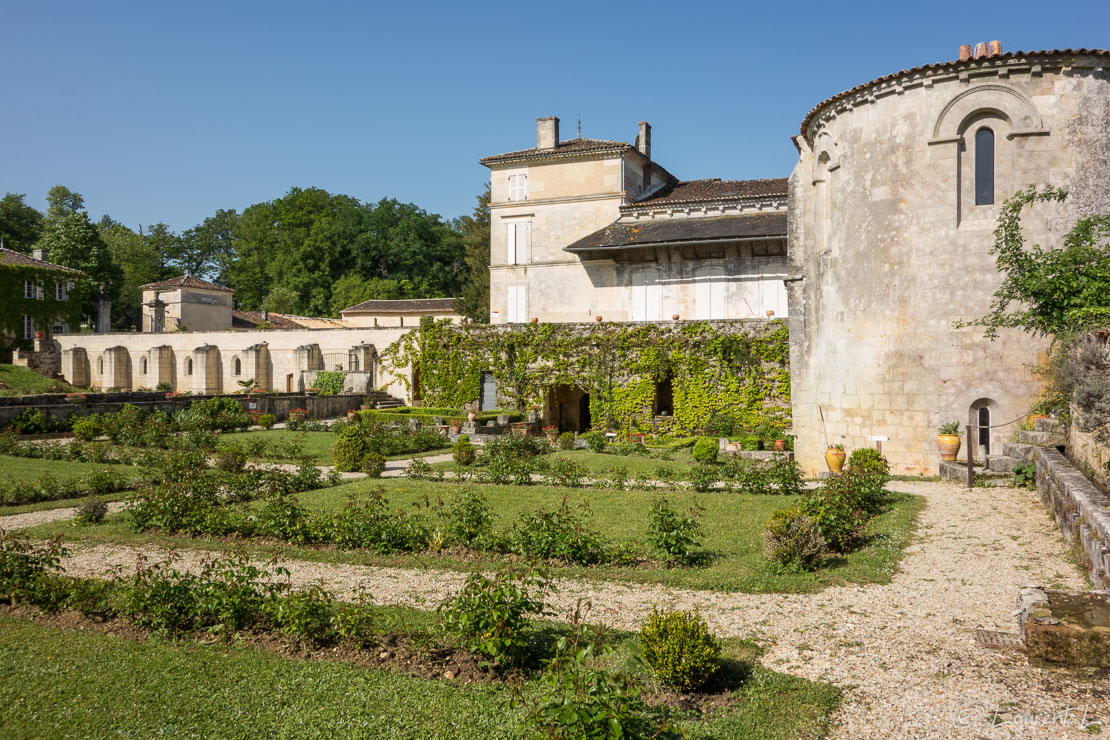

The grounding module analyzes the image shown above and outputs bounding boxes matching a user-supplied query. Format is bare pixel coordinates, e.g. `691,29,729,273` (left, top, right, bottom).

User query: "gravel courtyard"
6,479,1105,738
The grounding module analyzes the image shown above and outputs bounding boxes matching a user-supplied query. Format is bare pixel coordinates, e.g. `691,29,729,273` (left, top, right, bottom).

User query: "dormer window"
508,174,527,202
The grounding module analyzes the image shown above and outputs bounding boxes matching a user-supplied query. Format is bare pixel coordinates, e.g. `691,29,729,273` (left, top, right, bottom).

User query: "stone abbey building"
43,43,1110,475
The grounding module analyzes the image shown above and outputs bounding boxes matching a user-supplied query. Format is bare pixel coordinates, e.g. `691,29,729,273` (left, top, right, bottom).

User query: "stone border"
1035,446,1110,588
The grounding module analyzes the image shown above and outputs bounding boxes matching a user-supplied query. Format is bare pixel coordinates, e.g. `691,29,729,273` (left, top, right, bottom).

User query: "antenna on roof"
577,110,582,140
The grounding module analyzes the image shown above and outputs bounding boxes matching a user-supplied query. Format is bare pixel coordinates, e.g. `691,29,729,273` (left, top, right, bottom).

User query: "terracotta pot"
360,404,372,410
531,317,538,324
937,434,961,461
467,411,476,422
765,310,775,318
450,425,462,434
671,314,680,321
595,316,602,322
347,409,358,420
825,448,846,473
773,439,785,452
34,332,44,339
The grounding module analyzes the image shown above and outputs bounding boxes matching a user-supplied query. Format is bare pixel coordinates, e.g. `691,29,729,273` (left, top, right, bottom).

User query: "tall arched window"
185,358,193,376
233,357,241,376
140,357,147,374
974,128,994,205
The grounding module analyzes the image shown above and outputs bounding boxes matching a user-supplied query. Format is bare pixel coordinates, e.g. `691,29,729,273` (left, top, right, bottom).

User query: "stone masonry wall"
1036,445,1110,589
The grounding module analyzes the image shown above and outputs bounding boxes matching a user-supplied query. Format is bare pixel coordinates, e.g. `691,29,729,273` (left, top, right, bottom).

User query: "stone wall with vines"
379,319,790,434
0,264,87,353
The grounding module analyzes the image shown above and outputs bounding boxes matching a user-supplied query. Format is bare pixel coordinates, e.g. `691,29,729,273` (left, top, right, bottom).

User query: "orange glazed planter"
937,434,961,461
824,447,846,473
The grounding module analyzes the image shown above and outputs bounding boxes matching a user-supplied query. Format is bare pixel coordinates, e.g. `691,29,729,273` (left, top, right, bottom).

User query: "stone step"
1035,417,1062,433
985,454,1027,473
1019,430,1066,447
1002,442,1037,462
939,460,1014,486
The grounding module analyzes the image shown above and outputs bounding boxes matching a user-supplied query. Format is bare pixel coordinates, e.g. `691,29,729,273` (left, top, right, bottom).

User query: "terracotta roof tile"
341,297,458,314
628,178,788,208
481,138,632,165
231,310,304,329
801,48,1110,137
140,275,233,292
0,247,83,274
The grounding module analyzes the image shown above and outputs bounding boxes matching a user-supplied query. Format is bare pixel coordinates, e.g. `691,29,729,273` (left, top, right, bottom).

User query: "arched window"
977,406,991,454
140,357,147,374
974,128,994,205
97,357,104,374
233,357,241,376
185,358,193,376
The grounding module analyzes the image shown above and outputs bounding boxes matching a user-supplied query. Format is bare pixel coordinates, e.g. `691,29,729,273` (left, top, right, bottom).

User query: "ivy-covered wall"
380,319,790,434
0,264,86,353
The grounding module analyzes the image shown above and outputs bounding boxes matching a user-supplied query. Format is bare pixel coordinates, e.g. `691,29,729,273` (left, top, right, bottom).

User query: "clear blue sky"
2,0,1106,232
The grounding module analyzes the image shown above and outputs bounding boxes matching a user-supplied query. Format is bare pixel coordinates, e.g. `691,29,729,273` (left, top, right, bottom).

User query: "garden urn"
937,434,961,461
773,439,786,452
467,411,476,423
825,447,846,473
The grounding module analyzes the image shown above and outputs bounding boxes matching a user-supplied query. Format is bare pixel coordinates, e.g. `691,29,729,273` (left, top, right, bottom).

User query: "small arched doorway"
969,398,996,458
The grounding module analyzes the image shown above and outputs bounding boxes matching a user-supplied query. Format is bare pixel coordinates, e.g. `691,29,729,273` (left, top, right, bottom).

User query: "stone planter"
937,433,961,461
1018,587,1110,667
825,447,846,473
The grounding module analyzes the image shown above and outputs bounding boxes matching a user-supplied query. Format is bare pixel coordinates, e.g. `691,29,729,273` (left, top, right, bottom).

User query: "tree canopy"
453,184,490,323
0,193,44,253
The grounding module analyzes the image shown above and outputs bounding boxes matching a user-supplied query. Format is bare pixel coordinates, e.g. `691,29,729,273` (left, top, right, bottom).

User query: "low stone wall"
1035,446,1110,588
0,392,365,427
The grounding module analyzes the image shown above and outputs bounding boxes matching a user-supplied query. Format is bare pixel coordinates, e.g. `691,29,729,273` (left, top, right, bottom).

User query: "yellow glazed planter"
937,434,961,461
825,447,846,473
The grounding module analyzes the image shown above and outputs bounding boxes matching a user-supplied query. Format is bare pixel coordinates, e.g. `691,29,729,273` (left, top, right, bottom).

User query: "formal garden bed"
0,533,840,738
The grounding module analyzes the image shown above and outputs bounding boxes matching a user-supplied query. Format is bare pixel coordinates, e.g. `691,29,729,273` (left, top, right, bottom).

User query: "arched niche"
931,84,1045,142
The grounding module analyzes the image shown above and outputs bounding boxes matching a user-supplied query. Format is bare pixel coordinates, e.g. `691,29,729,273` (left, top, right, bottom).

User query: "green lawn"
0,615,839,739
31,478,925,593
0,364,77,396
0,455,149,486
432,448,700,475
223,429,450,464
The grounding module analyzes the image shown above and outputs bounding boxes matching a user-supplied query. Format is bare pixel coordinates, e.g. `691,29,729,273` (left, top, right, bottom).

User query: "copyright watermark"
951,702,1102,733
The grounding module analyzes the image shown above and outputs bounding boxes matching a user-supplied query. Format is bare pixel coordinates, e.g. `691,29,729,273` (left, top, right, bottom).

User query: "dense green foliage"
381,319,790,434
639,608,722,691
761,508,828,571
437,568,549,665
453,184,491,323
691,437,718,464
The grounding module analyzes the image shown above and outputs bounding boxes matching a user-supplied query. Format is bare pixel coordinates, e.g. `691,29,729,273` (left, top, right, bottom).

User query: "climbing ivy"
0,264,87,353
380,319,790,434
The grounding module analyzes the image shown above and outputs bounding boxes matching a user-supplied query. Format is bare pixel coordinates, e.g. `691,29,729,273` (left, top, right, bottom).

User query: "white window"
506,285,527,323
22,315,34,339
508,174,527,202
23,281,34,299
694,268,726,320
52,324,65,335
55,281,68,301
631,269,663,322
36,282,43,300
505,221,530,265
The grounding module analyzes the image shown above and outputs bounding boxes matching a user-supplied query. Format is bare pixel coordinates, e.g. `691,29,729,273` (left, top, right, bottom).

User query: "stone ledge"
1035,446,1110,588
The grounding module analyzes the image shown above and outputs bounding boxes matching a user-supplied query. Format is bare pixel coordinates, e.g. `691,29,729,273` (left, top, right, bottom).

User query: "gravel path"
14,480,1110,737
0,502,128,531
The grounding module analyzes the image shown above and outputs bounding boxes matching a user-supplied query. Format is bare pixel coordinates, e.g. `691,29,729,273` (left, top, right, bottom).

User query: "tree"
328,274,412,316
453,184,490,322
45,185,85,219
967,186,1110,339
100,222,169,329
260,285,299,314
177,209,239,281
0,193,44,253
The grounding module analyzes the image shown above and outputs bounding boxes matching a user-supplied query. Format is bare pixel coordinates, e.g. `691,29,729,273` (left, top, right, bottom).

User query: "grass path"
14,480,1105,738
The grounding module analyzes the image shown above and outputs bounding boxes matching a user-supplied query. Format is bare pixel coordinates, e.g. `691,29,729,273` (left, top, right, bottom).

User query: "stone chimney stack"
32,248,47,261
537,116,559,150
636,122,651,160
988,40,1002,57
974,42,988,59
959,44,972,61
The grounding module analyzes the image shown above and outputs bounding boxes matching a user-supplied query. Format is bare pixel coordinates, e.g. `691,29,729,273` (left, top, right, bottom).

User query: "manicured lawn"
0,456,149,486
0,364,77,396
32,478,925,593
432,447,700,475
0,615,839,739
223,429,450,464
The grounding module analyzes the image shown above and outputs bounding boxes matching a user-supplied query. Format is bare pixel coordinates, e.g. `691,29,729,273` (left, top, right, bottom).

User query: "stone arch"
932,84,1044,141
969,397,999,458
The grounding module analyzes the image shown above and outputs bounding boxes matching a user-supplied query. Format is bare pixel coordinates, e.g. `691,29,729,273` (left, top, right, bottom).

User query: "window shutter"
518,222,530,263
506,222,517,265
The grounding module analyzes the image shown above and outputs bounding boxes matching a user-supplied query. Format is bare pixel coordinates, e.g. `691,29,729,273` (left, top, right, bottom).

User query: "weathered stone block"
1018,586,1110,667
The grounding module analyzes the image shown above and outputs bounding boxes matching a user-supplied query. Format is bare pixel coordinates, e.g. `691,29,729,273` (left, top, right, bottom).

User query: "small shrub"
446,487,494,547
762,507,827,570
801,476,871,552
437,568,549,665
686,463,718,492
581,430,607,453
543,457,586,488
556,432,575,450
844,448,890,514
601,464,630,491
767,456,805,496
0,532,68,610
269,585,337,644
723,458,771,495
214,447,247,473
691,437,718,465
74,497,109,525
81,469,127,495
258,413,277,429
639,608,721,691
360,452,386,478
648,497,704,564
1014,462,1036,489
331,425,370,472
453,435,476,466
71,418,100,442
739,435,763,451
406,457,435,480
513,497,608,565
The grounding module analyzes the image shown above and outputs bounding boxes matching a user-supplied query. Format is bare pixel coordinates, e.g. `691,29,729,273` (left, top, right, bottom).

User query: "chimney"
988,40,1002,57
974,42,988,59
636,121,651,159
261,310,269,322
959,44,972,61
537,116,559,150
33,248,47,261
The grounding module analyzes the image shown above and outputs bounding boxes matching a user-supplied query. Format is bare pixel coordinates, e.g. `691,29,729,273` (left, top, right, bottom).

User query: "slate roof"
800,48,1110,137
140,275,233,292
0,247,83,274
341,297,458,314
481,138,634,165
231,311,305,330
565,213,787,253
628,178,788,208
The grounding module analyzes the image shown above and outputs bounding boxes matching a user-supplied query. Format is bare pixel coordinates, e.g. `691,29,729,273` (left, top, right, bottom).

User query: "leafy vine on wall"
0,264,87,353
379,319,790,434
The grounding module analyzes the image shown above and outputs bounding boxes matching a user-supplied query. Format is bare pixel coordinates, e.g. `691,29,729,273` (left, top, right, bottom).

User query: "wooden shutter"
506,222,517,265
